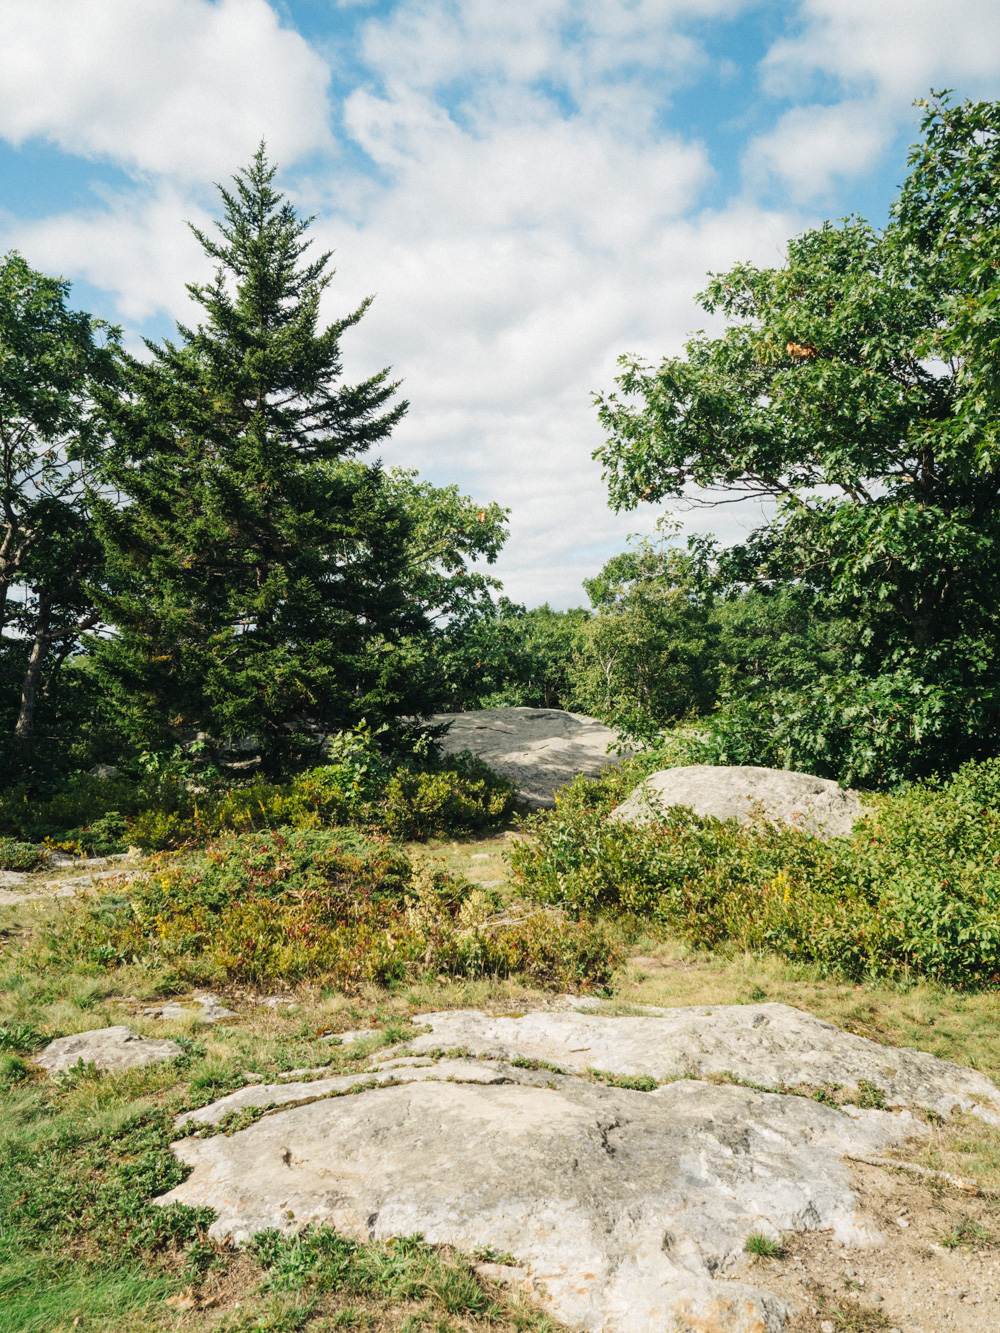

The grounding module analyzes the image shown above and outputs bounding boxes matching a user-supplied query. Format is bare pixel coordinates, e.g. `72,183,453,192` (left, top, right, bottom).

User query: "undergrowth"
510,755,1000,985
44,827,622,992
0,730,519,853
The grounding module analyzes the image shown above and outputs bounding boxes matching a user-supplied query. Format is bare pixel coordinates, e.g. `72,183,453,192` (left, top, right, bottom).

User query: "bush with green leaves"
0,838,45,871
53,827,621,991
0,730,519,852
510,755,1000,986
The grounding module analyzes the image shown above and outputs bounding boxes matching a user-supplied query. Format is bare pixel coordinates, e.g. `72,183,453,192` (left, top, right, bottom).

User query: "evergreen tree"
92,147,415,772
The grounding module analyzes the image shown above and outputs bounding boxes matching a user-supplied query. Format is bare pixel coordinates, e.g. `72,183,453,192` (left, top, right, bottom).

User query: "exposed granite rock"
33,1025,183,1073
610,765,865,839
162,1071,925,1333
402,1005,1000,1123
428,706,629,808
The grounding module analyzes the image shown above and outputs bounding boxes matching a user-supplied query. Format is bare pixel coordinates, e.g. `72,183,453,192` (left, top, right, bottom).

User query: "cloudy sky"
2,1,1000,608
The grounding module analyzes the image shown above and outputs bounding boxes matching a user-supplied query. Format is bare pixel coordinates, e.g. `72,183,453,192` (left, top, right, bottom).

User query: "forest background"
2,93,1000,811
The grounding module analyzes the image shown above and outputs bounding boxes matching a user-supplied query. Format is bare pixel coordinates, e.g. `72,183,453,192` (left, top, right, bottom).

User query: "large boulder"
609,764,865,839
428,706,628,808
159,1002,1000,1333
32,1025,183,1073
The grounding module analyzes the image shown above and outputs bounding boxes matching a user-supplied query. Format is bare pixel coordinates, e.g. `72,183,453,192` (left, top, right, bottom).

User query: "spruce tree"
92,147,414,771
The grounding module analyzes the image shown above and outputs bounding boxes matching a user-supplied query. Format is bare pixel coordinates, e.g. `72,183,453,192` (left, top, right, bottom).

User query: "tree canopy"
89,147,504,772
0,251,120,750
593,94,1000,784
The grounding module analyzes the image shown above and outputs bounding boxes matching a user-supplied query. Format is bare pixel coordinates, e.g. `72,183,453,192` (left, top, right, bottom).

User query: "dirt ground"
726,1160,1000,1332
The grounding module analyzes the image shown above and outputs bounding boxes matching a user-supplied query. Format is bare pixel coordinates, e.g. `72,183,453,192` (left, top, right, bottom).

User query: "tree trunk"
14,595,51,740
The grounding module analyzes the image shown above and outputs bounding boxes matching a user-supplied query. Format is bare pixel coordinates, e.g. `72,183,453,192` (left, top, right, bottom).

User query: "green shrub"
0,733,519,852
0,838,45,871
510,755,1000,986
51,827,621,992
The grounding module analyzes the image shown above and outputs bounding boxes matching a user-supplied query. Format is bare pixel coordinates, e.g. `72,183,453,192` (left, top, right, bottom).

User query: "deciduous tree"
593,94,1000,784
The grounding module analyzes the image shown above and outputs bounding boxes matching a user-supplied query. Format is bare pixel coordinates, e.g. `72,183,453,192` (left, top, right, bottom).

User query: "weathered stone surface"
427,706,629,808
33,1025,183,1073
609,765,865,839
161,1072,925,1333
145,991,236,1023
175,1057,548,1128
402,1006,1000,1122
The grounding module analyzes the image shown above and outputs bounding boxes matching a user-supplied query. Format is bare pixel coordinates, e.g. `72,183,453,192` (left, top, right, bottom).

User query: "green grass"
743,1231,784,1259
10,804,1000,1328
0,1262,173,1333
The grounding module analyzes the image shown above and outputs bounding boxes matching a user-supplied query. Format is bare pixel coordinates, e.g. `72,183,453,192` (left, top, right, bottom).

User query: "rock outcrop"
33,1025,183,1073
610,764,865,839
158,1002,1000,1332
428,706,628,807
401,1004,1000,1123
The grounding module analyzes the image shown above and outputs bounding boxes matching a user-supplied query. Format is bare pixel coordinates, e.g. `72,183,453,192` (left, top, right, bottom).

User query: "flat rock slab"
403,1005,1000,1122
0,865,141,907
428,706,629,808
33,1025,183,1073
176,1057,553,1128
162,1072,923,1333
610,765,865,839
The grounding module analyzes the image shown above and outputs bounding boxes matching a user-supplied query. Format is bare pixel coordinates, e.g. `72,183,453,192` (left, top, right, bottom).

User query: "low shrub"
0,1107,213,1261
509,756,1000,986
0,733,519,851
51,827,621,992
252,1227,504,1315
0,838,46,871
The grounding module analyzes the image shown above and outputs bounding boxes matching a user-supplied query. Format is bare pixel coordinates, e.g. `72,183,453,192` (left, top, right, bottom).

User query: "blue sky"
2,0,1000,606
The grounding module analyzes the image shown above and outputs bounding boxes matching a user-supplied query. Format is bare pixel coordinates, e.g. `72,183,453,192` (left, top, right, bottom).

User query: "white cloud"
356,0,744,136
0,0,332,178
4,0,802,605
11,0,945,607
743,100,894,202
6,183,214,325
745,0,1000,201
760,0,1000,101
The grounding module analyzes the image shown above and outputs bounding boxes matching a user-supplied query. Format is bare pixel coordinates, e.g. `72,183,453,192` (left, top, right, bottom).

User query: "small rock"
259,996,296,1010
145,992,235,1023
87,763,119,779
896,1217,910,1228
0,871,28,886
319,1028,380,1045
470,854,490,862
820,1322,835,1333
33,1026,183,1073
